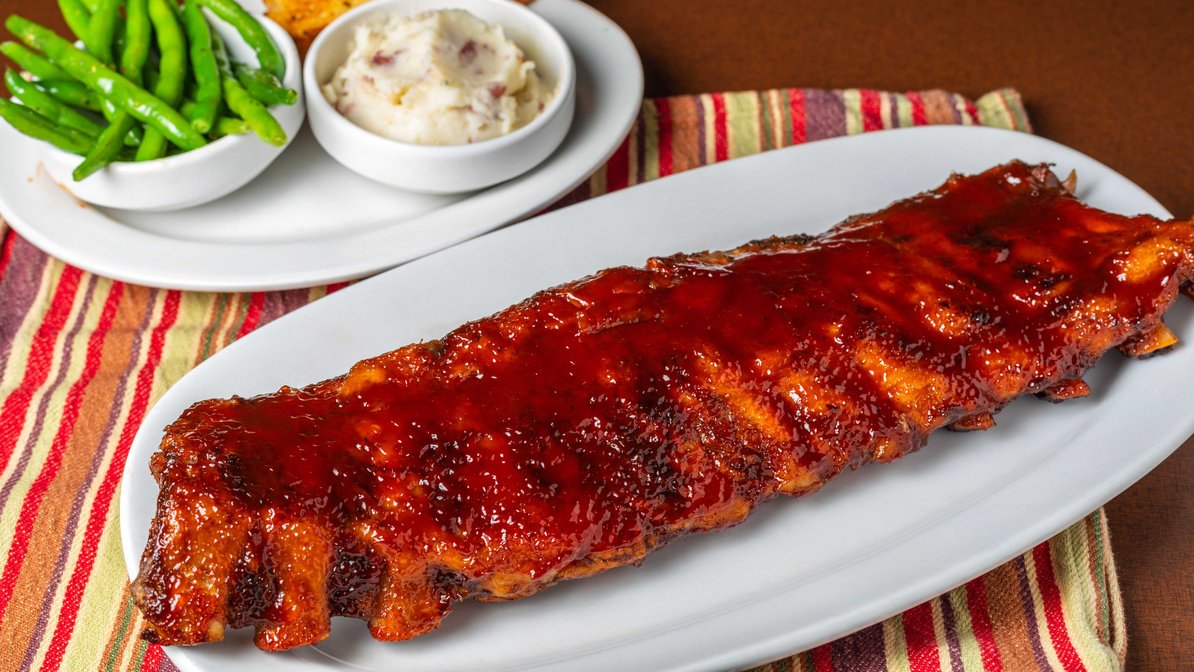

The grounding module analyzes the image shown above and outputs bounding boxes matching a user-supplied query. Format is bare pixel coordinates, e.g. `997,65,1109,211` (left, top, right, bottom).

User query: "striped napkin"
0,87,1124,672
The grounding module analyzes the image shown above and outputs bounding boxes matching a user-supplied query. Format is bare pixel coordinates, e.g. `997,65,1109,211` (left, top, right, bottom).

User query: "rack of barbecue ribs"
132,162,1194,651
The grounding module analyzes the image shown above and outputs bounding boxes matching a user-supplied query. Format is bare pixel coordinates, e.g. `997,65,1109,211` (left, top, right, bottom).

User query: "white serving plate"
121,125,1193,672
0,0,642,291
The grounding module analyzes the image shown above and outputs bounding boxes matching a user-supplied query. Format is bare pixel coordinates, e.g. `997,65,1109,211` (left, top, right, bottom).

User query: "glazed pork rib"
133,162,1194,650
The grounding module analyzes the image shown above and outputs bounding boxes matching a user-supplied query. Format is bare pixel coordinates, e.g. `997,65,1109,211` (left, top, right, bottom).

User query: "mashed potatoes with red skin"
322,10,553,145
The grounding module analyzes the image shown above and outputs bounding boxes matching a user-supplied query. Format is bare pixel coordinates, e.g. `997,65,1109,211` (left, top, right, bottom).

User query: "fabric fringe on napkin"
0,87,1124,672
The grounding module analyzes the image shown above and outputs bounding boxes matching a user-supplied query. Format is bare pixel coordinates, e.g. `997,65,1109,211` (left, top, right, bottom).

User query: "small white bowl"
39,17,305,212
303,0,576,194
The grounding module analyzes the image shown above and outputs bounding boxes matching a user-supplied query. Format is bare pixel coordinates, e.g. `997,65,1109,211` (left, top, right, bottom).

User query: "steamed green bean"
180,0,221,133
136,0,188,161
0,41,70,81
88,0,122,65
196,0,284,79
4,69,104,137
212,32,285,146
38,79,101,111
0,97,92,154
56,0,93,49
233,64,296,107
6,15,206,151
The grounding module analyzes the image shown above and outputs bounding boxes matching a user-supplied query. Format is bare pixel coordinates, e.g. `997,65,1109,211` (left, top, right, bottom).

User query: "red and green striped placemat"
0,87,1124,672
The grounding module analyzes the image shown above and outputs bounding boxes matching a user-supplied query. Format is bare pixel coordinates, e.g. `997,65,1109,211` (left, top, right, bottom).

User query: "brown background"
4,0,1193,668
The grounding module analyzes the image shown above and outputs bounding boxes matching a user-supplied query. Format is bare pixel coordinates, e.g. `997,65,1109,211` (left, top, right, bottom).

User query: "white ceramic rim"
303,0,577,155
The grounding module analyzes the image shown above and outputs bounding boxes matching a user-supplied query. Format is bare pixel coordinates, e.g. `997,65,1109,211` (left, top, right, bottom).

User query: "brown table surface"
4,0,1193,668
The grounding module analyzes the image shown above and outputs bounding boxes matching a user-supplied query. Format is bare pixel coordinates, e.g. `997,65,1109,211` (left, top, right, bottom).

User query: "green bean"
98,98,142,151
0,42,71,81
19,105,99,147
121,0,151,83
180,1,221,133
4,69,104,138
212,32,284,146
17,1,146,149
148,2,184,96
98,97,120,125
81,0,102,12
80,0,151,172
136,0,188,161
95,106,126,134
73,110,136,179
233,64,296,107
94,0,150,152
213,116,249,137
38,79,101,111
6,16,206,151
89,0,123,65
182,98,246,137
57,0,94,49
0,97,92,154
196,0,284,79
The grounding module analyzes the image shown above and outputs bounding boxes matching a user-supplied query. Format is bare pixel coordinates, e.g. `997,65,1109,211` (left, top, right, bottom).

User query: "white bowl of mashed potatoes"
304,0,576,193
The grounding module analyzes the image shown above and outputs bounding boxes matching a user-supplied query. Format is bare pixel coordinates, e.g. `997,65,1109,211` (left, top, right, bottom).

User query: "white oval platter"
121,125,1192,672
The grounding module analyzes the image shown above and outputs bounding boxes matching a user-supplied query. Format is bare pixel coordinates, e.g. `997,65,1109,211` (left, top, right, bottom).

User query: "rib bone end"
948,412,996,432
1117,322,1180,359
1036,378,1092,403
